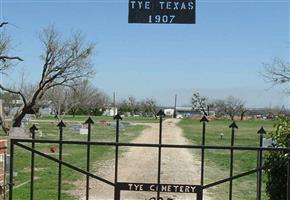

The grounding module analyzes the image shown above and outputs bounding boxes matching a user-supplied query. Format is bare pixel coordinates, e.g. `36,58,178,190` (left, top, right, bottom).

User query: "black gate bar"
85,117,94,200
29,125,38,200
9,139,290,151
14,142,115,186
229,121,238,200
114,114,122,200
288,134,290,200
256,127,266,200
57,121,65,200
203,166,266,189
156,110,165,200
200,116,208,187
8,140,14,200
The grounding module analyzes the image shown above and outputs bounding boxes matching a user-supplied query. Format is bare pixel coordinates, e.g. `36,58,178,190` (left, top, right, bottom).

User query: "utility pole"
113,92,116,116
173,94,177,118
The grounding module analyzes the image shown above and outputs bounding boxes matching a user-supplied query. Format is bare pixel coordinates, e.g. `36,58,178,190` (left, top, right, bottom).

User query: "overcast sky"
1,0,289,108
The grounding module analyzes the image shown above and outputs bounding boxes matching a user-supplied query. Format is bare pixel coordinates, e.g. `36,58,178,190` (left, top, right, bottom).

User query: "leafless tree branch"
0,56,23,62
0,22,8,28
262,58,290,86
0,84,27,107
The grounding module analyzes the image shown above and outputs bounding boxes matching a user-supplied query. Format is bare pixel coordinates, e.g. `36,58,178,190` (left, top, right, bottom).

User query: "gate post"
229,121,238,200
156,110,165,200
8,139,14,200
196,187,203,200
114,114,122,200
287,134,290,200
29,124,38,200
200,116,209,186
57,121,65,200
114,188,120,200
85,117,94,200
256,127,266,200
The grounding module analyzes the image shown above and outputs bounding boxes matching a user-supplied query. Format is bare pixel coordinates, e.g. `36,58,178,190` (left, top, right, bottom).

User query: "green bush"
264,117,290,200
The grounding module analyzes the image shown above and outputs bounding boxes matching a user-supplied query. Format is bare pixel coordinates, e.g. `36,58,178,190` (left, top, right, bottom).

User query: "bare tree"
140,98,158,118
212,96,246,120
0,22,23,73
263,58,290,87
42,80,111,118
118,96,140,115
224,96,245,120
43,86,75,119
192,92,208,115
0,26,95,129
0,91,19,116
68,80,110,116
0,22,24,133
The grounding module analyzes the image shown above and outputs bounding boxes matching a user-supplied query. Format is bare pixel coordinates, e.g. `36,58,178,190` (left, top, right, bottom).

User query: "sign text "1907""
128,0,196,24
149,15,175,23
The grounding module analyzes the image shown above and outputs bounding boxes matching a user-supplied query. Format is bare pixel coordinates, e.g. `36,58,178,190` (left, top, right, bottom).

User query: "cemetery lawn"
8,117,147,200
178,119,275,200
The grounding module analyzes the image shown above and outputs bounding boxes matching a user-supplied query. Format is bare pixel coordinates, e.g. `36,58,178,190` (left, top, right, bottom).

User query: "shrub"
264,117,290,200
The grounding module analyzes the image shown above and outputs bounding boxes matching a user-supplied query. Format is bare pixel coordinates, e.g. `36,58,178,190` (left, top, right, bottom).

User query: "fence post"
29,124,38,200
57,121,65,200
256,127,266,200
85,117,94,200
229,121,238,200
114,114,122,200
287,134,290,200
196,186,203,200
156,110,165,200
8,139,14,200
200,116,209,187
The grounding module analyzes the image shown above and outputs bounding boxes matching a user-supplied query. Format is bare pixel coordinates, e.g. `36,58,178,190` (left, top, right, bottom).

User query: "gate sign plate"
128,0,196,24
117,182,201,193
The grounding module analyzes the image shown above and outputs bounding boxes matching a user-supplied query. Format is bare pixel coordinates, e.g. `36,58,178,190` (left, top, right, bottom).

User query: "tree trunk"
240,110,247,121
12,111,26,127
12,106,32,127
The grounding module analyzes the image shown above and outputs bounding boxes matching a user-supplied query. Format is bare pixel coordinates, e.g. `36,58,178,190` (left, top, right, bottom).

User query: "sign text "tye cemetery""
117,182,201,193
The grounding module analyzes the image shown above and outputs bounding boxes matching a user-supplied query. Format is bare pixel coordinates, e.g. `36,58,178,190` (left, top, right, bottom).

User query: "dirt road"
75,119,212,200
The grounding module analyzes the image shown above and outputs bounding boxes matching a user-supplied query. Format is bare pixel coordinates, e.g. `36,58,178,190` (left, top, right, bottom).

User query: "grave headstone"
9,127,31,139
68,123,82,131
80,128,88,135
263,138,276,147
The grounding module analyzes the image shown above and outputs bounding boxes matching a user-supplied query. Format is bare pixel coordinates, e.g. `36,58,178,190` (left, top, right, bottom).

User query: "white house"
103,107,118,117
164,108,174,117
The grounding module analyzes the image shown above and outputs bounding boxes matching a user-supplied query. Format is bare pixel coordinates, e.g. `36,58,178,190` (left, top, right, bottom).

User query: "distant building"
164,108,174,117
162,106,215,118
176,107,201,118
39,107,53,116
103,107,118,117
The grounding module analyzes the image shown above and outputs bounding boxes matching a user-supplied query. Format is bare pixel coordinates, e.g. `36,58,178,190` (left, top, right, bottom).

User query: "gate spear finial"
85,117,94,124
200,116,209,122
113,114,122,120
156,109,165,117
57,120,66,128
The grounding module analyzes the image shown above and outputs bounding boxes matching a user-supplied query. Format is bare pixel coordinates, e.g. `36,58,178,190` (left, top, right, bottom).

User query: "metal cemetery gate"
7,110,290,200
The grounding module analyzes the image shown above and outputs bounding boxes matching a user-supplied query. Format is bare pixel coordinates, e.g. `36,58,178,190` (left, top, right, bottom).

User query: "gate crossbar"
10,138,290,152
14,141,115,187
203,166,265,189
